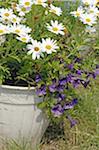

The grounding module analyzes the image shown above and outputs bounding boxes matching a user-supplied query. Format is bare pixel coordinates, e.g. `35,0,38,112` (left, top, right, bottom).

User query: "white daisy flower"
49,4,62,16
80,13,97,26
70,7,84,18
0,8,13,19
16,34,31,43
0,16,11,24
10,14,22,24
88,6,99,17
42,38,59,54
27,39,43,60
0,8,13,24
10,24,31,36
0,24,9,35
16,4,31,16
19,0,33,8
46,20,65,35
33,0,48,8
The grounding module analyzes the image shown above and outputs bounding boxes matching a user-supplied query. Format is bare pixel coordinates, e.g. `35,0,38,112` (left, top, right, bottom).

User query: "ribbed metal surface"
0,85,48,148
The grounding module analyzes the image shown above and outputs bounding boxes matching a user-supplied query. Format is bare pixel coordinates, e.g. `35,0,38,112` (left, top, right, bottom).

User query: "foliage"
0,0,99,122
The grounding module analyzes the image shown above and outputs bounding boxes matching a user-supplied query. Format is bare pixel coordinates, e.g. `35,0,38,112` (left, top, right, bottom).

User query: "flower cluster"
70,0,99,27
0,7,32,42
0,0,64,60
36,57,99,119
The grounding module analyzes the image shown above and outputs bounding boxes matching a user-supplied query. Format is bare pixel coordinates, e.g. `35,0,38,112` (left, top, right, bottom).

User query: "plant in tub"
0,0,99,127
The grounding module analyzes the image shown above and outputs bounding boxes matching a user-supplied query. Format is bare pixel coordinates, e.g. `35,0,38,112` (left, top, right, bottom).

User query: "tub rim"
0,85,35,91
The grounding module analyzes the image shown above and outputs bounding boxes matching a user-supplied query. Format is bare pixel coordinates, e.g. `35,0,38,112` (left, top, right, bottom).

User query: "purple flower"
49,84,56,93
57,84,65,92
67,74,74,83
51,104,64,117
68,64,74,70
67,115,77,128
95,69,99,75
49,79,57,92
73,79,81,88
86,69,99,79
36,85,46,96
91,72,96,79
35,74,41,83
96,64,99,69
76,70,82,75
63,98,78,110
59,78,67,85
74,57,82,63
57,93,66,101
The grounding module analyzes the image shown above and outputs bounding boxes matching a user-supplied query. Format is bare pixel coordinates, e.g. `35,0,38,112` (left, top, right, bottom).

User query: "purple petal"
67,115,77,128
74,57,82,63
92,72,96,79
95,69,99,76
68,64,74,70
67,74,74,83
72,98,78,105
57,93,66,101
76,70,82,75
73,79,81,88
35,74,41,82
63,98,78,110
59,78,67,85
49,84,56,93
51,104,64,117
57,84,64,92
96,64,99,69
36,85,46,96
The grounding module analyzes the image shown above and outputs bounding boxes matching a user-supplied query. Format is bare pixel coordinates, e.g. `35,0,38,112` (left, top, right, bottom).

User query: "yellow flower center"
4,18,9,22
86,18,91,22
21,37,27,42
34,47,40,51
52,27,59,32
85,2,89,6
25,2,30,6
4,13,10,17
21,7,27,12
90,10,94,13
15,29,20,33
76,12,80,16
0,29,4,34
37,0,42,4
52,9,57,14
45,45,52,50
12,18,17,22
